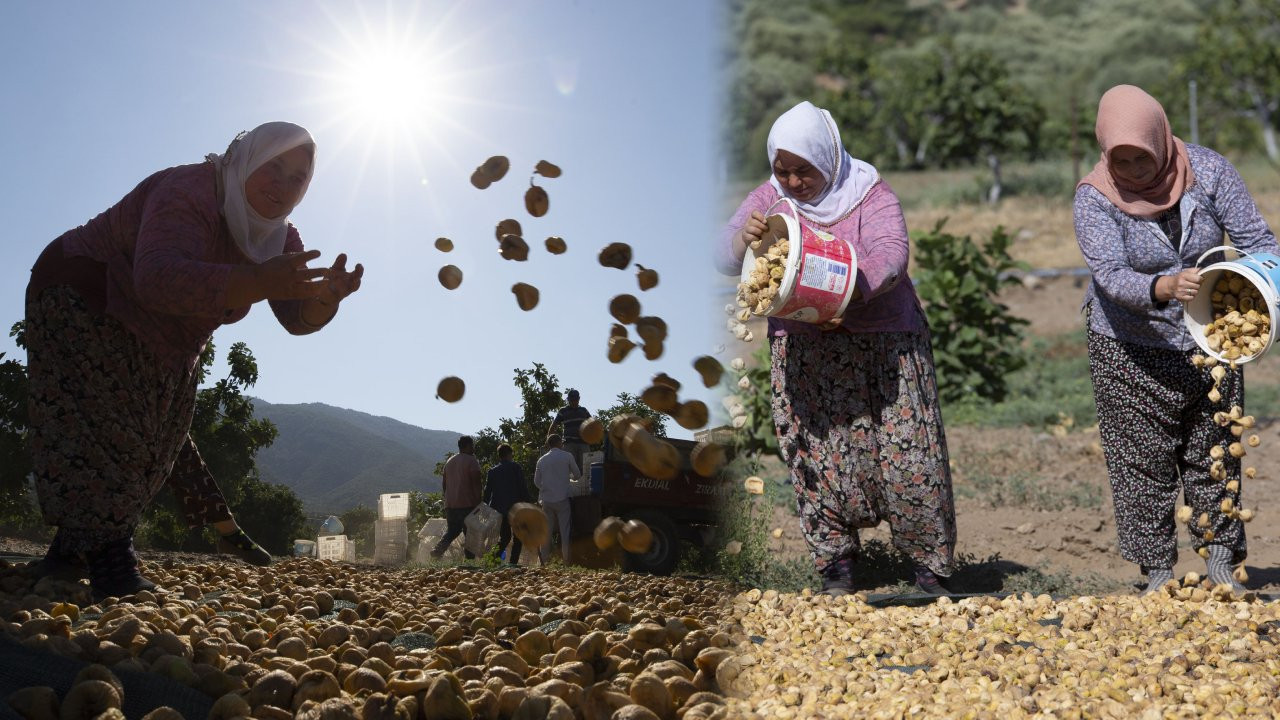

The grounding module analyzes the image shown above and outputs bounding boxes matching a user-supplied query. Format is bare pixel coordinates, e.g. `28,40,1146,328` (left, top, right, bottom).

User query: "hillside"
251,399,459,513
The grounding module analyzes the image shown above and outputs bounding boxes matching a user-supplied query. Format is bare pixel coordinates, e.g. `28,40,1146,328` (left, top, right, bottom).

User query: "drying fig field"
0,552,737,719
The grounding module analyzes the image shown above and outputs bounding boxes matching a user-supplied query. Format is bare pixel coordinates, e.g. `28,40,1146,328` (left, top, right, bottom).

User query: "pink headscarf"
1077,85,1194,219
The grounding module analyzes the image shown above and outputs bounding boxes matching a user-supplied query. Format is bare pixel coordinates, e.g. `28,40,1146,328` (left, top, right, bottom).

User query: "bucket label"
798,256,850,295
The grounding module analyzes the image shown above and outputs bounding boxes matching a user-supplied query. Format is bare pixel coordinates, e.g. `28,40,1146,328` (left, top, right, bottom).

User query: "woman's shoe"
25,529,88,581
914,565,948,595
217,528,273,567
819,557,855,597
88,537,156,601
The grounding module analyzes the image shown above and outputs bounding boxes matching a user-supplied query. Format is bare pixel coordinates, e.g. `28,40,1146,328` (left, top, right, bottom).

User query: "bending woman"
718,101,957,595
25,122,363,600
1075,85,1277,595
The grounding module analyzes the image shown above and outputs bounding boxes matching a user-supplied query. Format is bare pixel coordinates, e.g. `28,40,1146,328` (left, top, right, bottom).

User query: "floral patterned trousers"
770,331,957,577
1088,331,1246,569
25,287,233,553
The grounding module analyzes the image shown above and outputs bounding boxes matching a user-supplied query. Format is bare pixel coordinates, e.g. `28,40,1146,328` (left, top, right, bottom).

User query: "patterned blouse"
29,162,318,372
1074,144,1278,350
718,180,926,337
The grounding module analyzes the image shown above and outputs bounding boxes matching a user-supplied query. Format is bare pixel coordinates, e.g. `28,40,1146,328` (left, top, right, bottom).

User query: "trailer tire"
623,509,680,575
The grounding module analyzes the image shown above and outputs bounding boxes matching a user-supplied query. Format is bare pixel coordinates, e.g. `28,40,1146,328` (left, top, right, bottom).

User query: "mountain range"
251,398,457,514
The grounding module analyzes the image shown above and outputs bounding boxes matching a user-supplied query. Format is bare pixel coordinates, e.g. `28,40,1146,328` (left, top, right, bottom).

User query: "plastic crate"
375,518,409,545
378,492,410,520
293,539,316,557
373,541,407,565
345,539,356,561
418,517,448,539
317,534,348,561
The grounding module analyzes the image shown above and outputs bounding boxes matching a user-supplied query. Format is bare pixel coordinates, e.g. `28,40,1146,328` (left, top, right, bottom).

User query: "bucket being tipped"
738,197,858,324
1185,245,1280,364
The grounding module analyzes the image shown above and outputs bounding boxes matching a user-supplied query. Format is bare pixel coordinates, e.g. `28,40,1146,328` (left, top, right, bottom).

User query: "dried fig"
598,243,632,270
525,184,549,217
535,160,562,178
512,283,540,311
436,377,465,403
438,265,462,290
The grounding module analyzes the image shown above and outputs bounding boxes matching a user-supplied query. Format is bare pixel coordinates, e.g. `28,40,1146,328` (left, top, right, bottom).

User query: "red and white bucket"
740,197,858,324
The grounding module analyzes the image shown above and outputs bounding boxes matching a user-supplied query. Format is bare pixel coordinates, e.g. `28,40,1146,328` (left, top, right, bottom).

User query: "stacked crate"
374,492,410,565
316,534,351,562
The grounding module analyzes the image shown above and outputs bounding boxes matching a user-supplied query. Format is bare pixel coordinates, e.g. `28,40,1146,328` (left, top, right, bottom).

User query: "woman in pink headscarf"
24,122,363,600
1075,85,1278,595
718,101,957,596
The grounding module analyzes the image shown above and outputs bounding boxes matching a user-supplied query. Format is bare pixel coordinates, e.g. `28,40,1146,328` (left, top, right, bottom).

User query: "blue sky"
0,1,735,439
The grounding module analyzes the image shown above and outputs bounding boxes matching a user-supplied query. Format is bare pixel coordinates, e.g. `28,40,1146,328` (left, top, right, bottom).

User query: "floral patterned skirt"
770,330,957,577
25,286,229,553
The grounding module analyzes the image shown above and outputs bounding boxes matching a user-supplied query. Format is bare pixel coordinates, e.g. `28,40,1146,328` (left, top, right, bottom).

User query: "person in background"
716,100,957,596
549,389,591,470
432,435,483,560
24,121,362,600
534,434,580,565
1074,84,1279,595
484,443,530,565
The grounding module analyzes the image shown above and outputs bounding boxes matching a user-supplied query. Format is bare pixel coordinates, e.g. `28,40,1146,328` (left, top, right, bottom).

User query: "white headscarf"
205,121,315,263
767,101,879,225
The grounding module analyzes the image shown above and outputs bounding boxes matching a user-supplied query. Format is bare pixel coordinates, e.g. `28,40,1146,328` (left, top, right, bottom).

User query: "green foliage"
231,476,310,555
408,491,445,537
913,221,1029,403
1182,0,1280,163
340,504,377,555
723,346,778,458
594,392,668,440
455,365,669,503
724,0,1270,180
713,484,818,592
0,324,48,537
944,332,1097,429
139,341,306,554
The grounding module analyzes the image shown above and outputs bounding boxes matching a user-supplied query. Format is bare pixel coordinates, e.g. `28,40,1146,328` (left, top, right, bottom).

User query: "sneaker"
914,566,947,595
216,528,273,567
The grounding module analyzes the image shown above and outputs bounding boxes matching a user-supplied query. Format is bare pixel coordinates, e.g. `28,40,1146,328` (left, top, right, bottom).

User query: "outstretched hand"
316,253,364,307
256,250,328,301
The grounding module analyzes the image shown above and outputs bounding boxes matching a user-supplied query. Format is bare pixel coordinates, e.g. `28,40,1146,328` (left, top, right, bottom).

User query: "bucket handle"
764,196,799,220
1195,245,1256,269
1194,244,1280,307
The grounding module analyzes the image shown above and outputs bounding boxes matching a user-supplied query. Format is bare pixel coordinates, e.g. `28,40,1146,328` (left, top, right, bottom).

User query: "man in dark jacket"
483,444,530,565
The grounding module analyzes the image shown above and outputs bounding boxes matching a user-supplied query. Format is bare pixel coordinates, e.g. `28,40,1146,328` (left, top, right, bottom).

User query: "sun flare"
336,45,448,131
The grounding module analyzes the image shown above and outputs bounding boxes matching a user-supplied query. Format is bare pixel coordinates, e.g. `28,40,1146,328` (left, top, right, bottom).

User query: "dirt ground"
753,273,1280,594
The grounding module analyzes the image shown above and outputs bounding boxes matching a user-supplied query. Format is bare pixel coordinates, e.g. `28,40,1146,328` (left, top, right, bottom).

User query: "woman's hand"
1156,268,1202,303
299,253,363,328
316,253,364,306
739,211,768,253
226,250,327,307
257,250,329,300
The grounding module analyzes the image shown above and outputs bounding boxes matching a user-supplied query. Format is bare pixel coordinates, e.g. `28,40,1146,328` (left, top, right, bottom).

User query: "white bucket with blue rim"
1185,245,1280,363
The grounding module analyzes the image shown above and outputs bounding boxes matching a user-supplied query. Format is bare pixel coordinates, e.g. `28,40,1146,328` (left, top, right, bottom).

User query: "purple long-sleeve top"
717,180,926,336
1075,144,1279,350
27,161,323,372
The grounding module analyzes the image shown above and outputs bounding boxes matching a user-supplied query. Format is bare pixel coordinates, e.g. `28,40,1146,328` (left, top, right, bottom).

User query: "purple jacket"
28,162,318,371
1075,144,1279,350
718,180,926,336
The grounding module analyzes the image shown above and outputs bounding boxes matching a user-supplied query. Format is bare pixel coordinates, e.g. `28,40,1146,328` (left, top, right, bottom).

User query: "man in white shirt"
534,434,580,565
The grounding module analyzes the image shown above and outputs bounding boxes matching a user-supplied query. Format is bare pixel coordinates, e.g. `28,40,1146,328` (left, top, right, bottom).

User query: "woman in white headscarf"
718,101,956,596
24,121,362,600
